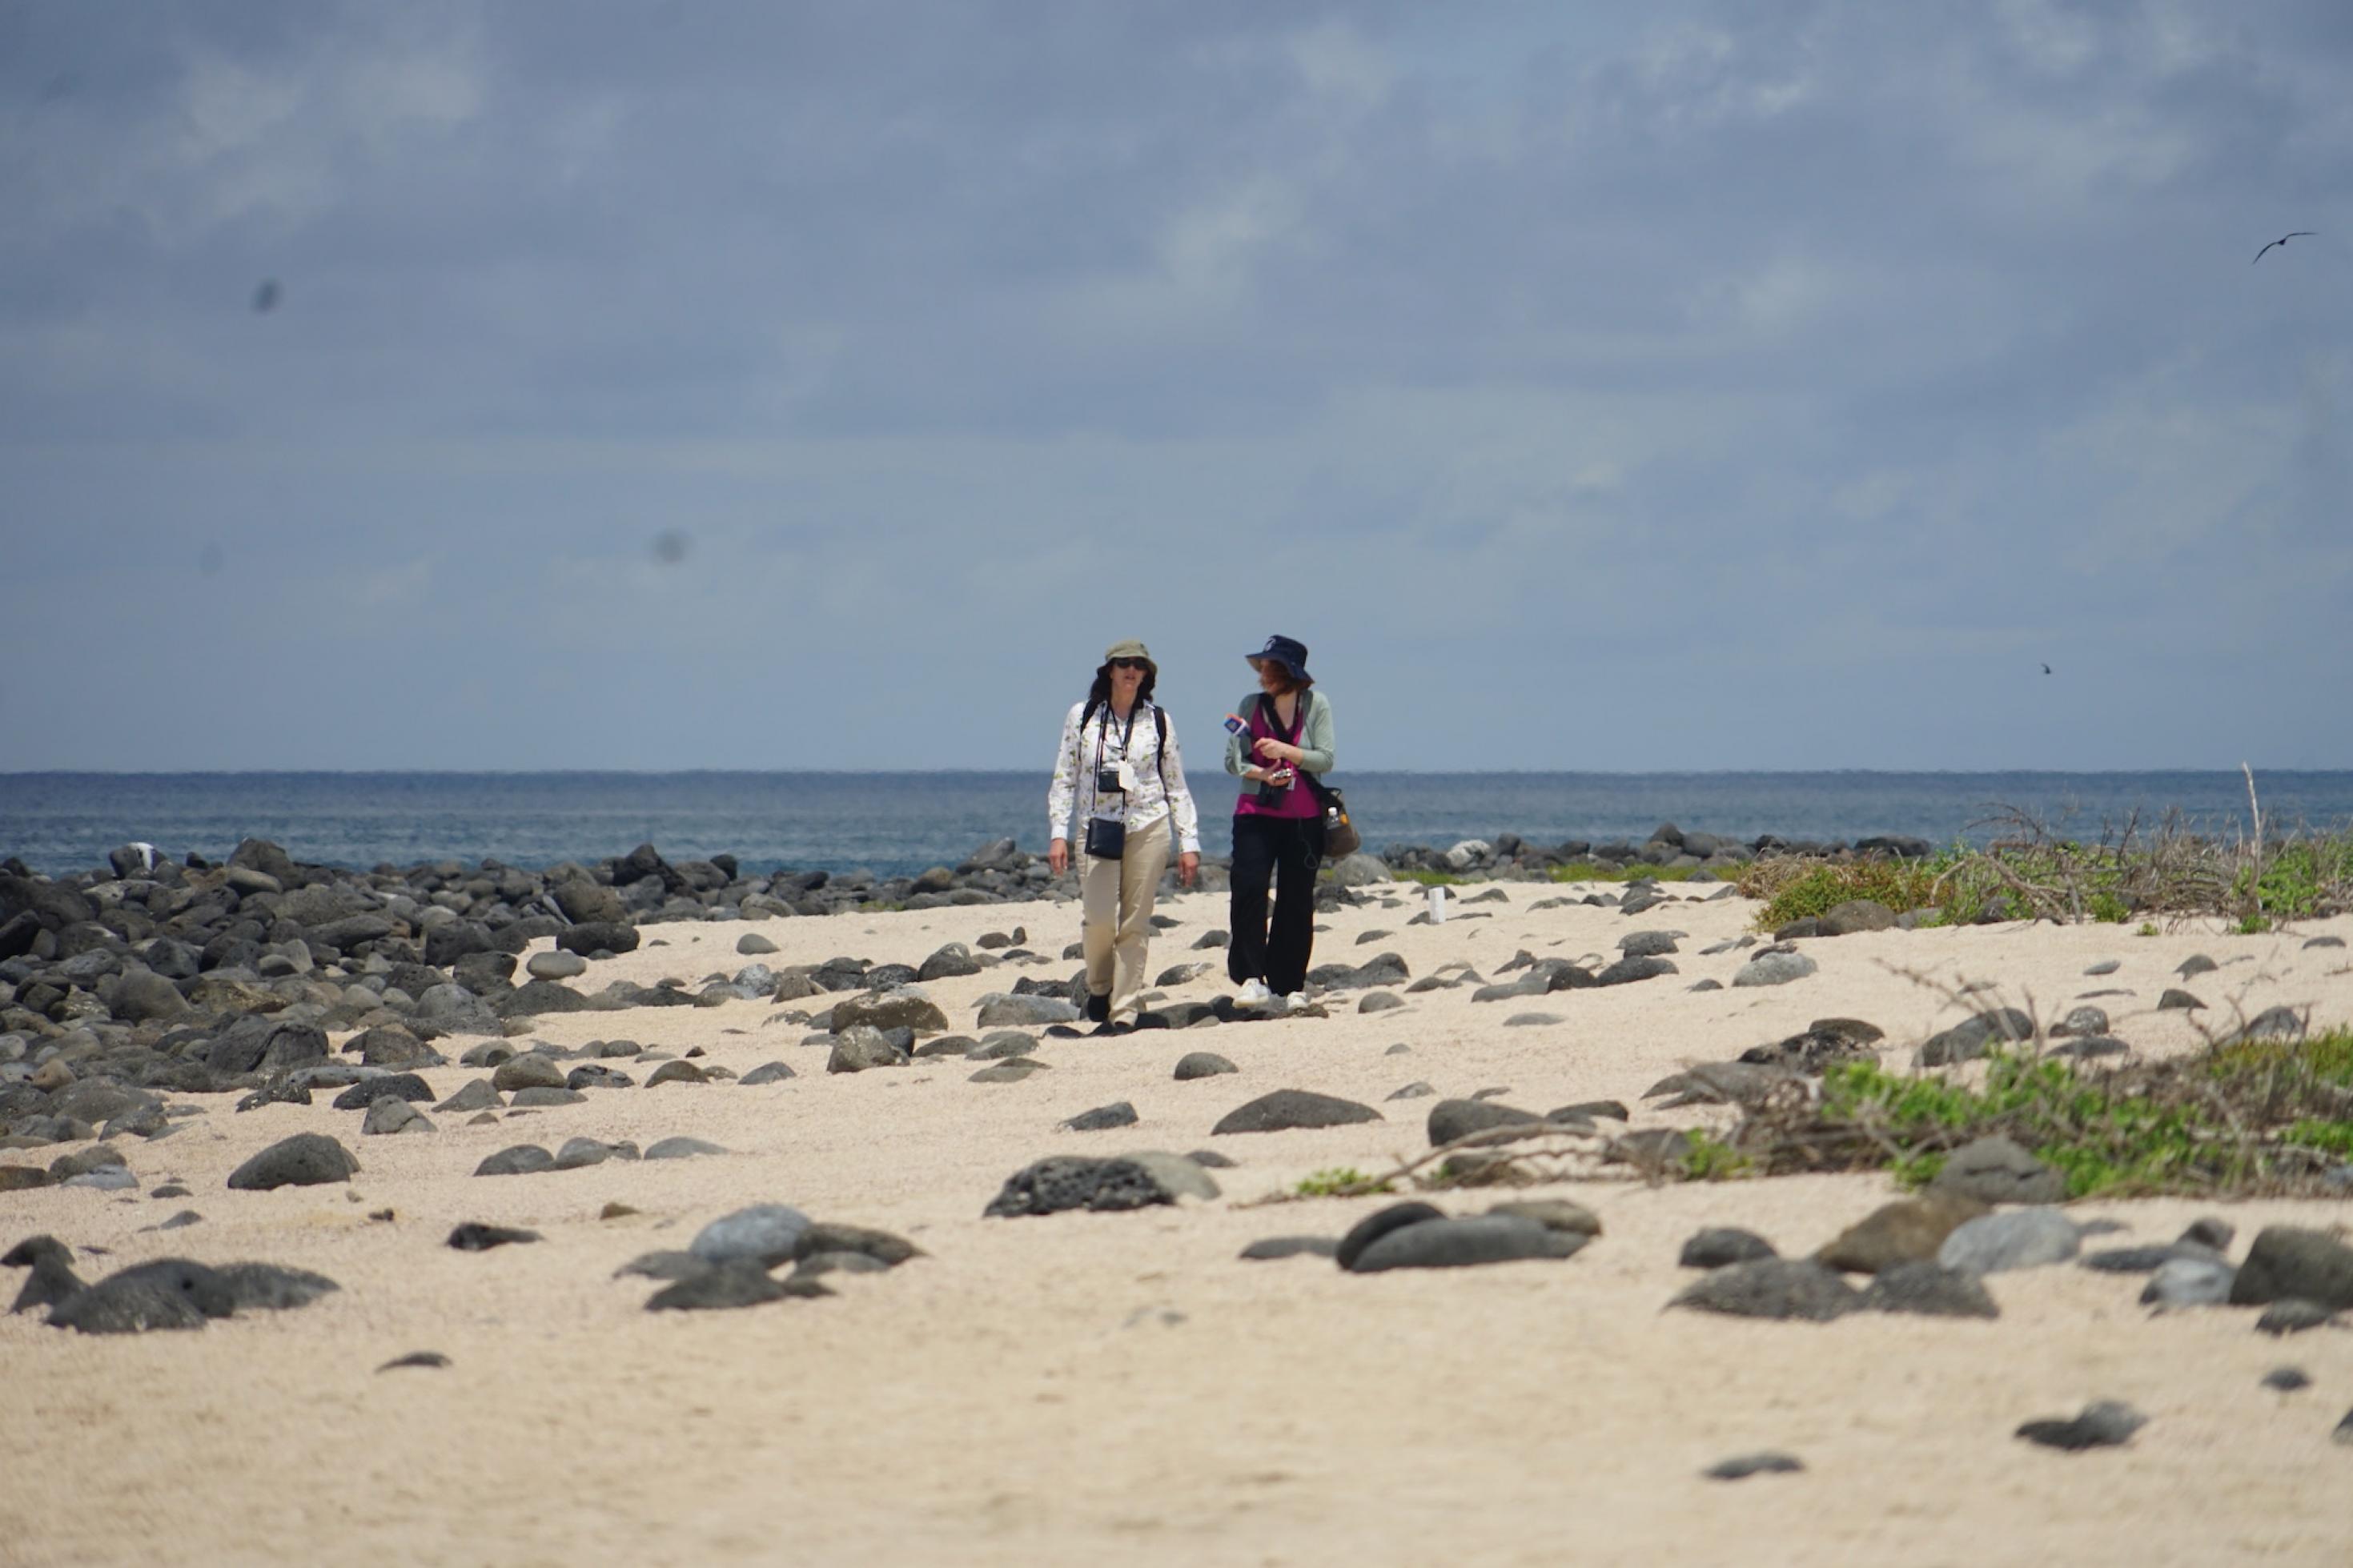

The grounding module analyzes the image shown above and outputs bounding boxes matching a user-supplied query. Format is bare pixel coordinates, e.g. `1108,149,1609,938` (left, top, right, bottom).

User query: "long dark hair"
1086,664,1157,713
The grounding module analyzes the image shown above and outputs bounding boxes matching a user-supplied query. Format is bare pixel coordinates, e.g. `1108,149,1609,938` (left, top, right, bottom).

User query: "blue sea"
5,772,2352,880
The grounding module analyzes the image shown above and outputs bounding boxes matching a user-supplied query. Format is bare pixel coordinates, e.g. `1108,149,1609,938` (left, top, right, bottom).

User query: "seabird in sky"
2252,231,2315,264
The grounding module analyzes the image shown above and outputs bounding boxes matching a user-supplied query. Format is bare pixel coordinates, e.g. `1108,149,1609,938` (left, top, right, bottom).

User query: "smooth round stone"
526,950,588,981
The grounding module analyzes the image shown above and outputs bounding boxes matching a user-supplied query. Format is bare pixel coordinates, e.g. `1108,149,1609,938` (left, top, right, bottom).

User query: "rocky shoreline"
0,824,1933,1093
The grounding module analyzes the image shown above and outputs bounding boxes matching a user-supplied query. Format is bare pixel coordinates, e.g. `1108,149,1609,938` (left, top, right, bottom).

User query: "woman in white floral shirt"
1047,640,1202,1035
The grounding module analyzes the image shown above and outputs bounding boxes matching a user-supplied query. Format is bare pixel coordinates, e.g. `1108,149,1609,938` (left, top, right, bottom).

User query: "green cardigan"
1223,688,1335,779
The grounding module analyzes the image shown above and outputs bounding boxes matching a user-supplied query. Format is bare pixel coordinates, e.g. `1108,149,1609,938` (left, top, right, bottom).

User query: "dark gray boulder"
1210,1089,1381,1136
1425,1097,1541,1146
448,1223,541,1251
1917,1009,2036,1065
1062,1101,1139,1132
556,919,638,956
1334,1202,1446,1270
331,1073,432,1110
227,1133,358,1191
215,1262,339,1309
1596,956,1678,986
1670,1258,1860,1321
472,1145,554,1177
1859,1261,2000,1318
1680,1228,1777,1269
1817,899,1897,936
647,1261,830,1311
2228,1226,2353,1311
645,1136,728,1161
48,1258,236,1333
4,1235,85,1315
2015,1400,2145,1451
831,990,951,1033
1344,1214,1588,1273
690,1204,812,1267
1928,1135,2068,1206
1173,1052,1238,1081
983,1153,1218,1217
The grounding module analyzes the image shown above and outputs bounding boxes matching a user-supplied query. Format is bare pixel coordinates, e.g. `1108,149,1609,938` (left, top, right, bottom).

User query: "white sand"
3,883,2351,1566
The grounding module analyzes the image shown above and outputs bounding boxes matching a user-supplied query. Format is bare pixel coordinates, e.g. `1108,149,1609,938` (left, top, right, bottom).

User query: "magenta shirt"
1235,697,1319,820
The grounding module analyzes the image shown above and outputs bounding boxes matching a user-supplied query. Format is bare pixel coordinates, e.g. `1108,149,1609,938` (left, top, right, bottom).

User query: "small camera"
1096,768,1123,793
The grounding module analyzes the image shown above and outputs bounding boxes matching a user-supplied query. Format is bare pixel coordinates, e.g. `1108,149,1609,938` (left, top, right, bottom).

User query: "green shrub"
1676,1129,1754,1181
1293,1167,1391,1197
1739,857,1944,927
1548,861,1705,884
1734,1032,2353,1199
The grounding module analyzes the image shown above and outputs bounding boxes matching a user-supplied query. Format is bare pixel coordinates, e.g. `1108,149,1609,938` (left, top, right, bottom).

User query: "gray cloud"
2,0,2349,770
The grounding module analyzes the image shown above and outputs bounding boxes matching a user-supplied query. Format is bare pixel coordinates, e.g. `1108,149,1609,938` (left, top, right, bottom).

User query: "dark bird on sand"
2252,232,2315,264
3,1234,85,1315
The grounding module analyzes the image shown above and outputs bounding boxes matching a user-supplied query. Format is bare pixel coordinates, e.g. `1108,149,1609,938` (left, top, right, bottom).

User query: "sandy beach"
5,878,2351,1567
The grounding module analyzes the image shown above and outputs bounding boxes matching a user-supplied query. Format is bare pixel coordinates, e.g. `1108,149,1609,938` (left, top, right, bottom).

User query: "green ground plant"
1681,1029,2353,1199
1737,812,2353,930
1293,1166,1392,1197
1547,861,1706,884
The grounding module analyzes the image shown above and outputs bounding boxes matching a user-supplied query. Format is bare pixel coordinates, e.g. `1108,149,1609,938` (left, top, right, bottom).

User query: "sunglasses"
1109,658,1150,671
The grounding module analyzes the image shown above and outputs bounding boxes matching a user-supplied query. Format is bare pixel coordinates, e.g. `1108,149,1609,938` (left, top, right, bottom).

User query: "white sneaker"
1235,979,1274,1009
1283,991,1311,1011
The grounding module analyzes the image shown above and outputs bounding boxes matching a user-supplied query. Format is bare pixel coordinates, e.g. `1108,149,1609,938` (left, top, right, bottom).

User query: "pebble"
1173,1053,1239,1081
377,1351,451,1372
447,1223,540,1251
1705,1452,1803,1481
1062,1101,1139,1132
1239,1236,1339,1261
2262,1366,2311,1393
2015,1401,2146,1451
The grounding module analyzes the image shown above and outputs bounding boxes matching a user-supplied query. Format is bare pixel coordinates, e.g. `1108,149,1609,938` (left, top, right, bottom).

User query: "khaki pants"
1082,813,1172,1025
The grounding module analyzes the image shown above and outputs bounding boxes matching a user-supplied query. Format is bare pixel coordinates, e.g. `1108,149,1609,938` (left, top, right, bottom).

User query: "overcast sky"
2,1,2348,772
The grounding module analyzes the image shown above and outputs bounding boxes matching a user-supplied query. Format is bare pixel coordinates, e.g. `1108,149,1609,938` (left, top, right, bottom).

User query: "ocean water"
6,771,2353,880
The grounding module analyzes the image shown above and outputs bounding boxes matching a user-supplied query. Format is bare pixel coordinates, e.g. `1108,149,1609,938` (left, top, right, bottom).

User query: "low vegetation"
1293,1166,1392,1197
1737,809,2353,932
1680,1029,2353,1200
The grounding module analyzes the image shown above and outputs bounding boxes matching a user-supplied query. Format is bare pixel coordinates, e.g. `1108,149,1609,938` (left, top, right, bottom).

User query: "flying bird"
2040,664,2053,676
2252,232,2315,264
251,279,281,312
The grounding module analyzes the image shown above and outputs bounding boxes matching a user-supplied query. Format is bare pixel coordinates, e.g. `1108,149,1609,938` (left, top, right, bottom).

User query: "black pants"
1227,813,1326,995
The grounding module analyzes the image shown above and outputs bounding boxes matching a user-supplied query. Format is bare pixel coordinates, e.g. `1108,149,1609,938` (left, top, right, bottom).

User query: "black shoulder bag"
1263,692,1360,859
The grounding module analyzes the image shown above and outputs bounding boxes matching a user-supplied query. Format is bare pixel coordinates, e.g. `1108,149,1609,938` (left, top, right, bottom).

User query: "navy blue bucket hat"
1247,634,1311,682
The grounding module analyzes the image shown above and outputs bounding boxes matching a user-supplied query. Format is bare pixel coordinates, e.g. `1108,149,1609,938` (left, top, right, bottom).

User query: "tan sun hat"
1101,639,1157,676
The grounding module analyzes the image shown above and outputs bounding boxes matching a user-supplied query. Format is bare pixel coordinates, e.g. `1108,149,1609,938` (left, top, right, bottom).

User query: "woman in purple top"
1222,635,1338,1010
